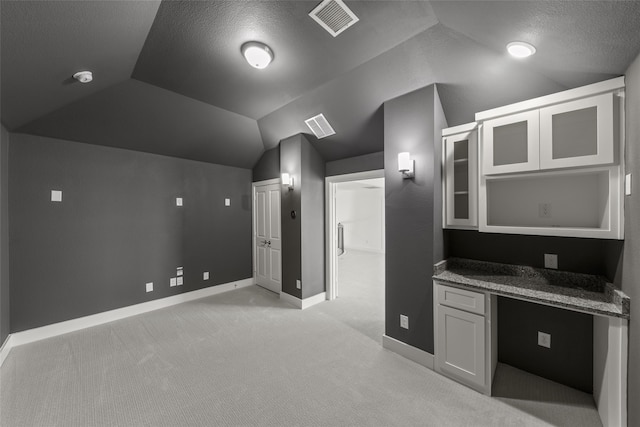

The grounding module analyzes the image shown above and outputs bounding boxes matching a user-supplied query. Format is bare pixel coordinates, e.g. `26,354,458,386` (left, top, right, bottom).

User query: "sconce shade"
398,152,411,172
282,173,294,190
398,152,414,179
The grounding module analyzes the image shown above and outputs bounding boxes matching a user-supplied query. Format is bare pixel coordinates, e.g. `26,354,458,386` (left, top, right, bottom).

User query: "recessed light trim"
241,41,273,69
507,41,536,58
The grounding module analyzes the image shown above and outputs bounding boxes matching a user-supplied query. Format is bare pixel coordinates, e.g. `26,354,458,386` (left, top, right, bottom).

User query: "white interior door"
255,183,282,294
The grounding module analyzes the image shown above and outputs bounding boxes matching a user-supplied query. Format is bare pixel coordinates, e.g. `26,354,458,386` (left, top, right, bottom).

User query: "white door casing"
325,170,384,300
253,180,282,294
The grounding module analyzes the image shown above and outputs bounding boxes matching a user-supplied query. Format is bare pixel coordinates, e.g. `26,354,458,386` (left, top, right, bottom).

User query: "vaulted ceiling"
2,1,640,169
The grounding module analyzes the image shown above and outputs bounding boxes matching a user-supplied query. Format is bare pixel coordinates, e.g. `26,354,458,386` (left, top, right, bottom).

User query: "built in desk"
433,258,630,427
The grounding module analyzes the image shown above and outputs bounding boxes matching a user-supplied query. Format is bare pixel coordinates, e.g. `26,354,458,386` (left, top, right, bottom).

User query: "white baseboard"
344,246,385,254
0,334,13,367
0,278,254,367
280,291,326,309
382,334,434,370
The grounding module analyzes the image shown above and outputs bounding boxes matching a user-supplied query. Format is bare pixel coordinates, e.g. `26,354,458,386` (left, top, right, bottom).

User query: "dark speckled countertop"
433,258,630,319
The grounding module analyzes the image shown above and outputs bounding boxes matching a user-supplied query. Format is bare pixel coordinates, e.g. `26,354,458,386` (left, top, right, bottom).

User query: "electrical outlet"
538,331,551,348
177,277,183,286
51,190,63,202
176,197,183,206
203,271,209,280
400,315,409,329
544,254,558,269
170,277,177,287
146,282,153,293
225,198,231,206
538,203,551,218
296,279,301,289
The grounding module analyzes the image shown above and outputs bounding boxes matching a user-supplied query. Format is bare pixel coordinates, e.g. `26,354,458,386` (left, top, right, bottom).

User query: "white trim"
382,335,434,370
325,170,384,301
279,291,326,309
343,245,385,254
594,316,628,427
4,278,254,354
475,76,625,121
442,121,478,137
0,334,14,367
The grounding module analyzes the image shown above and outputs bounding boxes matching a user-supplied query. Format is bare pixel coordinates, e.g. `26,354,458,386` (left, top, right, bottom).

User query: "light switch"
170,277,177,287
177,267,183,276
177,277,184,286
225,198,230,206
51,190,62,202
146,282,153,292
176,197,183,206
203,272,209,280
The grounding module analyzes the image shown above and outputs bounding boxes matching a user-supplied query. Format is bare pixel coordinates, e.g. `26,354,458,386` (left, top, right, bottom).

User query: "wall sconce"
398,152,414,179
282,173,294,191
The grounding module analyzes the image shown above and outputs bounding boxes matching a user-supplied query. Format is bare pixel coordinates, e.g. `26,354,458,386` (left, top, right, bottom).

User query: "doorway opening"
325,170,385,301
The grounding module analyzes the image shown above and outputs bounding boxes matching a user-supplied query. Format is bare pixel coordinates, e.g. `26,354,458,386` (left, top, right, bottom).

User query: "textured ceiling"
2,1,640,168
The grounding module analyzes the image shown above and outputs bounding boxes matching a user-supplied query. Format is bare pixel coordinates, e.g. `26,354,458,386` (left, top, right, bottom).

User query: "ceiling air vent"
309,0,359,37
305,113,336,139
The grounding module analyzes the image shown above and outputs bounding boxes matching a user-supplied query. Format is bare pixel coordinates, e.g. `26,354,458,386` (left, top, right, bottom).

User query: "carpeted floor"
0,250,601,426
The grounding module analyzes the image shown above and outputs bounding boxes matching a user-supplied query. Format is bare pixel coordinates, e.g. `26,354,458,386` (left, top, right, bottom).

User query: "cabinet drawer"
437,283,485,315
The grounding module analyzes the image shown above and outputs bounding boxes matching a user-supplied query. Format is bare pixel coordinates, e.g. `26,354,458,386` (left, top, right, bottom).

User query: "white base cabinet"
434,282,497,395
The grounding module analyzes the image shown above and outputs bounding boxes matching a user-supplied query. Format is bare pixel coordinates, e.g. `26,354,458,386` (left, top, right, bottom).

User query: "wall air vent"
305,113,336,139
309,0,359,37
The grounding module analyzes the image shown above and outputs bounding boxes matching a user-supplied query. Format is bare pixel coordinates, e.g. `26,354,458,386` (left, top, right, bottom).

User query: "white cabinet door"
255,183,282,294
482,110,539,175
436,304,486,390
539,93,615,170
444,128,478,228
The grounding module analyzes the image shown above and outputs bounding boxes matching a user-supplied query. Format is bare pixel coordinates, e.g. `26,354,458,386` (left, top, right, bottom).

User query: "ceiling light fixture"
241,41,273,69
73,70,93,83
506,41,536,59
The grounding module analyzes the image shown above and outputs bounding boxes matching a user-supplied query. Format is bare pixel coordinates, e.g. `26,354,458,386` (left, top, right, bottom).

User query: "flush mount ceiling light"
73,70,93,83
241,41,273,69
506,41,536,59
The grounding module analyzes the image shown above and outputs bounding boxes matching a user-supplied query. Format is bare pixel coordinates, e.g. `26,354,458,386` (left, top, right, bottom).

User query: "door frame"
325,170,384,300
252,178,281,289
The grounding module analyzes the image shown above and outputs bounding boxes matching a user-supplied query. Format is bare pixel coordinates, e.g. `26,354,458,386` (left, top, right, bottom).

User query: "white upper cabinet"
478,77,623,176
482,111,539,174
539,93,615,170
443,123,478,229
474,77,625,239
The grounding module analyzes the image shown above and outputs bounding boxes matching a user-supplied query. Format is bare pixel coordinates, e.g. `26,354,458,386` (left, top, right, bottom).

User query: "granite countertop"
432,258,630,319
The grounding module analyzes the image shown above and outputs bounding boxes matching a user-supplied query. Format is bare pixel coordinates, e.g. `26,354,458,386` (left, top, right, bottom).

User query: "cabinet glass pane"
454,162,468,192
552,106,598,159
454,139,468,160
493,121,528,166
454,194,469,219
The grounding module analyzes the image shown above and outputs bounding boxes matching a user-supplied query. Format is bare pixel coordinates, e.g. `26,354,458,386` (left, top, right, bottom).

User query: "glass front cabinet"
443,123,478,229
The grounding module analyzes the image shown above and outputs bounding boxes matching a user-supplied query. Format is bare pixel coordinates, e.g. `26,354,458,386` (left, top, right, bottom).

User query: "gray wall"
301,136,325,299
383,85,445,354
0,125,9,344
325,151,384,177
9,133,252,332
280,135,302,298
623,51,640,426
498,298,593,393
252,146,280,182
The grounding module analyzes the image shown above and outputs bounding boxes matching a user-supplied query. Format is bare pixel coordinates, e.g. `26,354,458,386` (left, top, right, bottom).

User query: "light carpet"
0,250,601,426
